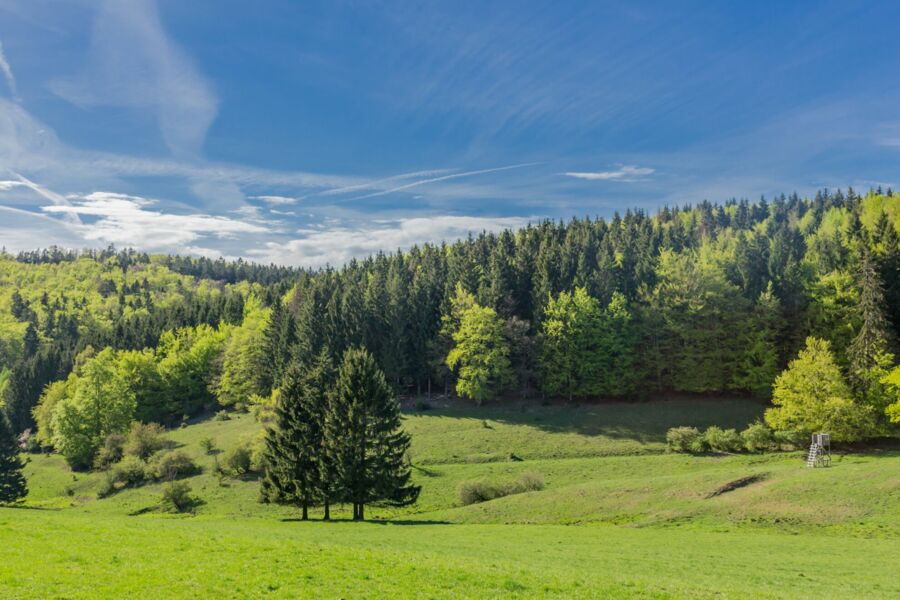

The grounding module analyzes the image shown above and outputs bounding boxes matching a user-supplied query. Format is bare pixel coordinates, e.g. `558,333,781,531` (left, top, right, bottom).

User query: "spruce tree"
260,350,333,520
0,414,27,504
325,348,419,521
848,249,891,393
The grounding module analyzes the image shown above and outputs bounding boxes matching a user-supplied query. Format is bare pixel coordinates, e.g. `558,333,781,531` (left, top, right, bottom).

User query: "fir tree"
325,348,419,521
0,413,27,504
260,350,333,520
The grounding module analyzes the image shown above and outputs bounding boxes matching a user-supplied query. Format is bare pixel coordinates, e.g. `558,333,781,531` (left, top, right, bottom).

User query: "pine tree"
260,350,333,520
325,348,419,521
0,413,27,504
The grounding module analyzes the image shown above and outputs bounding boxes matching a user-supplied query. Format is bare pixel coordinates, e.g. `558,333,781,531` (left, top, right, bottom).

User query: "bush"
112,456,147,486
415,400,431,411
774,430,806,451
213,410,231,422
124,422,165,460
702,426,743,453
160,481,196,513
97,472,116,499
149,451,199,481
458,472,545,506
666,426,701,453
741,422,775,453
221,444,252,476
458,480,497,505
93,433,126,470
199,437,217,455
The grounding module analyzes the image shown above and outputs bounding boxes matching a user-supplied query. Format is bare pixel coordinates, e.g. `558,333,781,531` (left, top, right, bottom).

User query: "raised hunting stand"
805,433,831,468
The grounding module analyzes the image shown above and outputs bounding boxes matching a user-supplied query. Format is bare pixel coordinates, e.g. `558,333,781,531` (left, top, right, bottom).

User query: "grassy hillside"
6,397,900,598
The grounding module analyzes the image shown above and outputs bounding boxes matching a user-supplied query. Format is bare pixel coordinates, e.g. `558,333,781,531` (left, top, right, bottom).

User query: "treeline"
283,190,899,406
4,188,900,453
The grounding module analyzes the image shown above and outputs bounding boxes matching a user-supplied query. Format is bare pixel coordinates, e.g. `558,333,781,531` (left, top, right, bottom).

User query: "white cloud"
0,180,24,191
250,215,533,267
252,195,297,205
0,40,19,101
40,191,267,251
564,165,654,181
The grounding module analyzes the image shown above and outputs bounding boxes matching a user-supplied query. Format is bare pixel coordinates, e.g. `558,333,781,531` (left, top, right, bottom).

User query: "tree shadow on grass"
406,395,768,444
280,517,450,525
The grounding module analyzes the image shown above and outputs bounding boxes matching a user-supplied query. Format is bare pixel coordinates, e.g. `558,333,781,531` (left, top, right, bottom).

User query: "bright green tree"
215,296,270,407
445,298,513,404
51,348,136,468
765,337,874,442
882,366,900,424
539,287,603,400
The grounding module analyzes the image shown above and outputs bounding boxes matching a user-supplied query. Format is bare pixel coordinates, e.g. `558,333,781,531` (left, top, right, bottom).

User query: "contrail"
12,172,82,225
348,162,543,201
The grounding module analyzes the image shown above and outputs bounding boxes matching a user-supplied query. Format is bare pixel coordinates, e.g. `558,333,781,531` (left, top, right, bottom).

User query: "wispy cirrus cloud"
0,40,19,101
49,0,216,159
252,195,298,206
564,165,654,182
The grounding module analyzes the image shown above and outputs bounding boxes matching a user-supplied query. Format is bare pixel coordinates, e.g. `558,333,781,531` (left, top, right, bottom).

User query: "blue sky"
0,0,898,266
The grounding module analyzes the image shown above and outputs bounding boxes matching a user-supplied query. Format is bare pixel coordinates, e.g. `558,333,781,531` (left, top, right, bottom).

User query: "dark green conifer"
0,414,27,504
325,348,419,521
260,350,333,520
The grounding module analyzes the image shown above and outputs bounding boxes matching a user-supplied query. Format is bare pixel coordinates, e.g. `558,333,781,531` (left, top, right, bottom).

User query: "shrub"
112,456,147,486
160,481,196,513
214,410,231,422
415,400,431,411
97,473,116,499
458,472,545,506
149,451,199,481
702,426,743,453
741,422,775,453
516,471,545,492
93,433,126,470
124,422,165,460
458,480,497,505
666,426,701,453
199,437,217,455
773,430,806,451
221,444,252,476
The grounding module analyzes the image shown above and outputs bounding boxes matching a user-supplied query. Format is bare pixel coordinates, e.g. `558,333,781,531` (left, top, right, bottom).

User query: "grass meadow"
3,397,899,598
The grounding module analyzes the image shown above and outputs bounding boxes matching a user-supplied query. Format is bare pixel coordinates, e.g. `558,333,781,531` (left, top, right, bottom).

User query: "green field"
3,398,899,598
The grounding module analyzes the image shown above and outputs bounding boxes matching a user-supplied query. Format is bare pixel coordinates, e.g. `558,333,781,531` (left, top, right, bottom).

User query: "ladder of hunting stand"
806,443,820,468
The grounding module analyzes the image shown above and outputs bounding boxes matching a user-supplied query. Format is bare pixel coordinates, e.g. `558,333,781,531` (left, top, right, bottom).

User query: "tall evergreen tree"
325,348,419,521
0,413,27,504
848,249,891,392
260,350,334,520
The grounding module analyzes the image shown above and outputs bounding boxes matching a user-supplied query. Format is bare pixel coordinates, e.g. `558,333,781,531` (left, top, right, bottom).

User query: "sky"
0,0,899,267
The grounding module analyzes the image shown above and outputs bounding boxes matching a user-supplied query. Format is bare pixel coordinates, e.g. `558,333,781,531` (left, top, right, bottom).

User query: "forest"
1,188,900,510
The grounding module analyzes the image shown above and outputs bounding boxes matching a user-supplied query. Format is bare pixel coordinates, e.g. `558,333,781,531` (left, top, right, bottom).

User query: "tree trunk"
301,503,308,521
323,502,330,521
359,503,364,521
